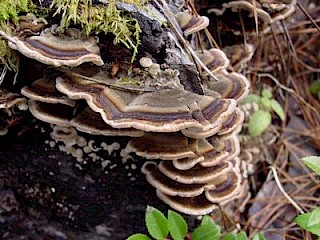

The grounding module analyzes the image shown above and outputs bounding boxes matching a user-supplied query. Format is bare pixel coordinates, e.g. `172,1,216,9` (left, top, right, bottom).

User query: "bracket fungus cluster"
206,0,297,33
18,49,249,214
1,0,252,216
0,25,104,67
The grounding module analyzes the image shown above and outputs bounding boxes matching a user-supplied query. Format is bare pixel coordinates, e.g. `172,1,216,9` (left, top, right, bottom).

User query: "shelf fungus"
175,12,210,36
0,89,28,135
0,27,104,67
223,0,297,25
196,48,230,73
18,38,250,215
204,70,250,102
222,44,255,72
207,0,297,34
55,71,239,134
21,77,76,107
142,159,242,215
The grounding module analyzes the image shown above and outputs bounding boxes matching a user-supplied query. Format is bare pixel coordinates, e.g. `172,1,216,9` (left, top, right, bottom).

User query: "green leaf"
294,207,320,236
237,231,249,240
261,89,272,99
240,94,261,105
191,223,221,240
126,233,151,240
201,215,215,225
260,97,272,110
221,232,237,240
301,156,320,175
168,210,188,240
271,99,285,121
248,110,272,137
310,80,320,95
252,232,267,240
145,206,169,239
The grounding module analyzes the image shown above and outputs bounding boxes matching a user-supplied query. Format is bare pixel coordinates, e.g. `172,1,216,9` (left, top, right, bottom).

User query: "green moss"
50,0,147,61
118,77,142,86
0,0,32,23
0,0,35,73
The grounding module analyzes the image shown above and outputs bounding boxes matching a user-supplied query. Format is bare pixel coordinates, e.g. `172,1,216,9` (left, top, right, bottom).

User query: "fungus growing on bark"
156,190,218,216
142,159,242,215
175,12,210,36
21,77,76,107
55,71,238,133
222,43,255,71
195,48,230,73
204,70,250,102
27,100,73,127
0,28,104,67
158,161,233,184
70,107,145,137
23,85,144,137
126,132,198,160
221,0,296,31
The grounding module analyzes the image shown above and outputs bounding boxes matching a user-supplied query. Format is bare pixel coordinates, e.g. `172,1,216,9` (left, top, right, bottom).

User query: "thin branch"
153,0,220,81
297,2,320,33
270,166,305,214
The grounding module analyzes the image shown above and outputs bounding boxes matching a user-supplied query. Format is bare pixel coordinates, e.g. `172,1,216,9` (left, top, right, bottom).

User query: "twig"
296,2,320,33
0,65,8,85
281,20,297,58
153,0,220,81
270,166,305,214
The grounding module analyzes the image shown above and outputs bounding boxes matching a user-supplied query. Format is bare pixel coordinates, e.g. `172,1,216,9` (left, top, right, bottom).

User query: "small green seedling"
309,80,320,100
127,206,266,240
294,156,320,239
241,88,285,137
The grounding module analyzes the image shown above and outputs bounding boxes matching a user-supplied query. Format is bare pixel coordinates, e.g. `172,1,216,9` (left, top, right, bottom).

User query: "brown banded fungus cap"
1,27,104,67
204,70,250,102
70,107,144,137
55,71,238,133
157,190,218,215
126,132,199,160
24,84,144,137
222,0,296,30
157,161,233,184
222,44,255,71
217,108,244,136
175,12,210,36
142,160,242,215
195,48,230,73
126,133,240,165
199,134,240,167
181,101,243,139
28,100,73,127
21,77,76,107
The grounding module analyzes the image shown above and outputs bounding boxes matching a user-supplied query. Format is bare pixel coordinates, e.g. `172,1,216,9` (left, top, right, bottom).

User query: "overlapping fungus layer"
1,6,253,215
18,44,250,214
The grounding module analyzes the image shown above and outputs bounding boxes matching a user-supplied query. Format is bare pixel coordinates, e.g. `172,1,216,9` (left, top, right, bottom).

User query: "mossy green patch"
0,0,35,73
50,0,147,61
